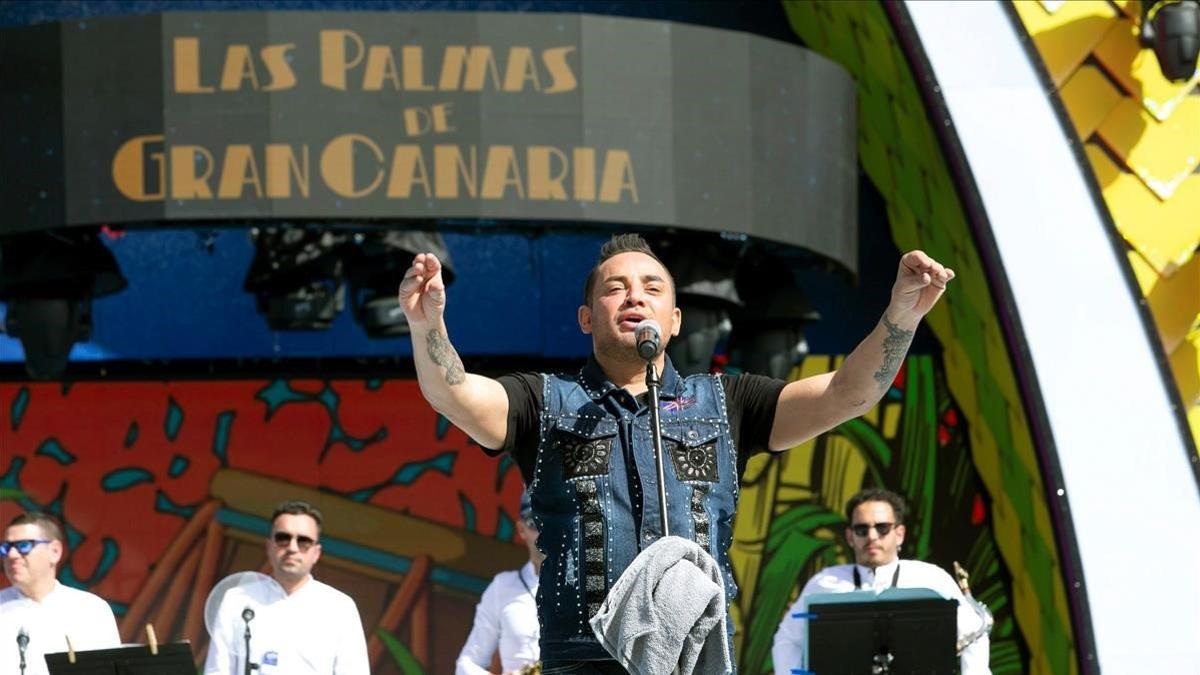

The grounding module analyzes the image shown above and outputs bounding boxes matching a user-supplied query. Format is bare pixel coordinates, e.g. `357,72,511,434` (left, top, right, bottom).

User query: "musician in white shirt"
0,512,121,675
204,500,369,675
772,489,991,675
456,492,543,675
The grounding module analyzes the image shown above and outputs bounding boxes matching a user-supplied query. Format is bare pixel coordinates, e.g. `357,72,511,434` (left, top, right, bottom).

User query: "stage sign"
0,12,857,271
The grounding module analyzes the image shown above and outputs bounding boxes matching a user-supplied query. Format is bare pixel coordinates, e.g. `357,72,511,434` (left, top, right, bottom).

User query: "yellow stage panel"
1085,145,1200,273
1096,97,1200,200
1012,0,1119,87
1060,64,1125,138
1137,252,1200,353
1169,330,1200,406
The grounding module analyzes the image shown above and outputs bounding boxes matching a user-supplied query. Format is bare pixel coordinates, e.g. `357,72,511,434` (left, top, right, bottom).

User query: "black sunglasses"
0,539,51,556
271,532,318,551
850,522,895,538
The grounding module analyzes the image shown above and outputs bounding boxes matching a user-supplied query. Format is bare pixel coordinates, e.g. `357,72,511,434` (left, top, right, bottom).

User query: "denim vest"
529,356,740,661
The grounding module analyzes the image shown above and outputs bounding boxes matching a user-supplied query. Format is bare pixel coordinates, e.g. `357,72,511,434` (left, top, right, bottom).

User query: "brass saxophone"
516,663,541,675
953,561,994,654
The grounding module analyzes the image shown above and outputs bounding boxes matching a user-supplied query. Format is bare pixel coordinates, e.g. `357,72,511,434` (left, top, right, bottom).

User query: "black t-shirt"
489,371,786,483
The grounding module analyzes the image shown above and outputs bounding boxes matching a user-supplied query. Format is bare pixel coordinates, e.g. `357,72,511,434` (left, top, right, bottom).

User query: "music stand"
804,589,957,675
45,643,195,675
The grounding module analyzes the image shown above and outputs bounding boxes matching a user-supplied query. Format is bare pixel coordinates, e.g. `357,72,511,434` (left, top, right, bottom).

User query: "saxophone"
517,663,541,675
953,561,994,654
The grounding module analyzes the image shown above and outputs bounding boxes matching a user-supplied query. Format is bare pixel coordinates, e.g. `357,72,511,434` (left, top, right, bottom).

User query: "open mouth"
617,313,647,330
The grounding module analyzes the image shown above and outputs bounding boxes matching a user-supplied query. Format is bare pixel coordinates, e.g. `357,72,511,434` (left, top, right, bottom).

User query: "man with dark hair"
772,488,990,674
0,512,120,675
456,491,543,675
400,233,955,673
204,500,368,675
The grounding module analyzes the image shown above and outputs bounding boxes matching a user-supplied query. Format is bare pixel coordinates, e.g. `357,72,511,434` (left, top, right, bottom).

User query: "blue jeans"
540,661,629,674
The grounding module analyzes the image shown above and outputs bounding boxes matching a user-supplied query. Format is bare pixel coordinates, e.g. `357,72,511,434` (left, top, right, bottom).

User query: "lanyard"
518,566,537,601
853,563,901,590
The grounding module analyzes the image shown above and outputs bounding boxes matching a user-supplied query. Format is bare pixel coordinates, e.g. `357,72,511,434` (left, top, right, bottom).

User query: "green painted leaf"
376,628,426,675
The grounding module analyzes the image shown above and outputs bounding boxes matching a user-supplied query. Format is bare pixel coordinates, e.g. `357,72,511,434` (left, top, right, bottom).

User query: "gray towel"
589,536,732,675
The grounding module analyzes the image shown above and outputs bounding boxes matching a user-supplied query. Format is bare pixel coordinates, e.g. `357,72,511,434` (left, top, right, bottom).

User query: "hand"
889,250,954,321
398,252,447,329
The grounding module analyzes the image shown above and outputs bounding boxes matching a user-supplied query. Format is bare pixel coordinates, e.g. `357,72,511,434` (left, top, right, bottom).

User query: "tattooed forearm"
872,316,914,388
426,329,466,385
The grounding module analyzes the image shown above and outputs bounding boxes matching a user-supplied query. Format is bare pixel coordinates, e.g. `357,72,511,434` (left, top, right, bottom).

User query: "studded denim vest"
528,356,740,661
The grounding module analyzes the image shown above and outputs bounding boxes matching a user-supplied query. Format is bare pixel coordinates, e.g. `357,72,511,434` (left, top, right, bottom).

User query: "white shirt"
772,559,991,675
0,581,121,675
455,562,540,675
204,575,369,675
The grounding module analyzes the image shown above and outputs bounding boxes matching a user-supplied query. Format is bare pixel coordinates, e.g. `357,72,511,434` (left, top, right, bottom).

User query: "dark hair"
844,488,908,525
271,500,324,534
8,511,65,543
581,233,674,305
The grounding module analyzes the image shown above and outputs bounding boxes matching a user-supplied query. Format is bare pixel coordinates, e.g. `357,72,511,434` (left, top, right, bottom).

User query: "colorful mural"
1,356,1022,672
0,378,529,674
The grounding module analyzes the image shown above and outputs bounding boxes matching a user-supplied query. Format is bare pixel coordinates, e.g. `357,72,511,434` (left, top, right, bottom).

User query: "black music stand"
805,591,958,675
45,643,194,675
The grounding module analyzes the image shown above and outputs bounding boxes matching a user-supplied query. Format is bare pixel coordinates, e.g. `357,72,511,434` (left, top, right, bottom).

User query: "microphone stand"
645,360,670,537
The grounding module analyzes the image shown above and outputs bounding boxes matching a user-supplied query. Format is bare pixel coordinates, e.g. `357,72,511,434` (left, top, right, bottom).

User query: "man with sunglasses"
0,512,120,675
204,500,369,675
771,488,990,674
456,491,543,675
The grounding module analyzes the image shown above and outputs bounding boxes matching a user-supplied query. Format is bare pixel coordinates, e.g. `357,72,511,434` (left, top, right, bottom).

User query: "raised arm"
768,251,954,451
400,252,509,449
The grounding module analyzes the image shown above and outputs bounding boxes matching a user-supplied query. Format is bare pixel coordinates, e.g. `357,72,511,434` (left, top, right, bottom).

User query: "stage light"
345,230,454,338
0,230,127,379
1140,0,1200,82
653,235,743,376
728,248,820,381
243,226,347,331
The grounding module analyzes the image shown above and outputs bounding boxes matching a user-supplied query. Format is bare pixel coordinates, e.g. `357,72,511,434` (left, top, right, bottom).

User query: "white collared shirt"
772,559,991,675
456,562,540,675
204,575,369,675
0,581,121,675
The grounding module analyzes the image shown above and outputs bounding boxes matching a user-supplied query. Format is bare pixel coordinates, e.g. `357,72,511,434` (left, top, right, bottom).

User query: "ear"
844,527,854,550
48,540,63,566
578,304,592,334
895,524,906,547
670,306,682,336
312,543,322,566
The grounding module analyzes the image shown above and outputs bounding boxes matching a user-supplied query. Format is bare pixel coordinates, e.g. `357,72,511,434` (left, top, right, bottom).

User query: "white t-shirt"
0,581,121,675
772,559,991,675
204,575,369,675
455,562,540,675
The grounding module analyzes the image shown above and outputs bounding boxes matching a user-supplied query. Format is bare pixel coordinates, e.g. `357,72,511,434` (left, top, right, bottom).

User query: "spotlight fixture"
0,230,127,379
652,234,743,376
345,229,455,338
243,226,347,331
1140,0,1200,82
729,247,820,381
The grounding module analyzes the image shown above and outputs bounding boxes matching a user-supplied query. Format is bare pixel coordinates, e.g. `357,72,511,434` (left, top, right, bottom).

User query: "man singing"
400,233,954,673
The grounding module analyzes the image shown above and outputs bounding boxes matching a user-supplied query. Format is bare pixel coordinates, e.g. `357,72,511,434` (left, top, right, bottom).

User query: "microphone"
17,629,28,675
634,319,662,360
242,607,257,675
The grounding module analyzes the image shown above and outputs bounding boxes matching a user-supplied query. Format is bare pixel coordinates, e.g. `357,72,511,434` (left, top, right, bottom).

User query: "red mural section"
0,380,526,608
